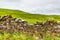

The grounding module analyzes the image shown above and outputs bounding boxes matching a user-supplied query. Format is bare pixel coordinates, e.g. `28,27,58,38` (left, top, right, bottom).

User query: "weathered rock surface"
0,15,60,38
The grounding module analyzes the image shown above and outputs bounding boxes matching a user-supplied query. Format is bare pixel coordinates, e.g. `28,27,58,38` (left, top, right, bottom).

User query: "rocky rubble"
0,15,60,37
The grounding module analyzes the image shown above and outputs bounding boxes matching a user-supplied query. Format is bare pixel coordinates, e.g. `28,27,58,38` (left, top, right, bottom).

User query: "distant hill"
0,8,60,24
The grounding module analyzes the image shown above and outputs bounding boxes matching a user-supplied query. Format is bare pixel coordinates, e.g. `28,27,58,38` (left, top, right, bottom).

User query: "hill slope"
0,8,60,24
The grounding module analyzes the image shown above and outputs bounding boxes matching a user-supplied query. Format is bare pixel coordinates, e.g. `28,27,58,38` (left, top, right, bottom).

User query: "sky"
0,0,60,14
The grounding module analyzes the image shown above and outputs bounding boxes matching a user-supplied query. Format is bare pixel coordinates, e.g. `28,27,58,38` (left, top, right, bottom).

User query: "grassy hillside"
0,8,60,40
0,8,60,24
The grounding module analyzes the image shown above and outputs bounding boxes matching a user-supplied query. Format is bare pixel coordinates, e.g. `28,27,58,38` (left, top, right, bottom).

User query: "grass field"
0,8,60,24
0,8,60,40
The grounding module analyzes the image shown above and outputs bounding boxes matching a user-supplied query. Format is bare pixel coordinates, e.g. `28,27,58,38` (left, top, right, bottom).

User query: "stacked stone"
0,15,60,37
43,19,60,33
0,15,28,33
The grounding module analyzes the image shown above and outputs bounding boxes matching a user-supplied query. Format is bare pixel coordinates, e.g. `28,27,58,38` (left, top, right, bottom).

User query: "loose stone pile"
0,15,60,37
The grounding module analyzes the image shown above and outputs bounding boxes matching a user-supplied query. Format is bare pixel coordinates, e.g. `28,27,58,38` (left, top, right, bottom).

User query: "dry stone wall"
0,15,60,35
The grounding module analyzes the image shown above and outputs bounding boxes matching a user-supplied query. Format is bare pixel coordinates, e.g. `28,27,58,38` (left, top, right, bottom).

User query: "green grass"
0,31,36,40
0,31,60,40
0,8,60,40
0,8,60,24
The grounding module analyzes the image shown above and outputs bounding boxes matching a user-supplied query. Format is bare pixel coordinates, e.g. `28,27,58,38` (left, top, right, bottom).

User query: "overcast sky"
0,0,60,14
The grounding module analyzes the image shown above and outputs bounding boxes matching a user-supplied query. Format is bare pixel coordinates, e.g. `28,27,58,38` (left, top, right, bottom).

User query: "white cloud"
0,0,60,14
